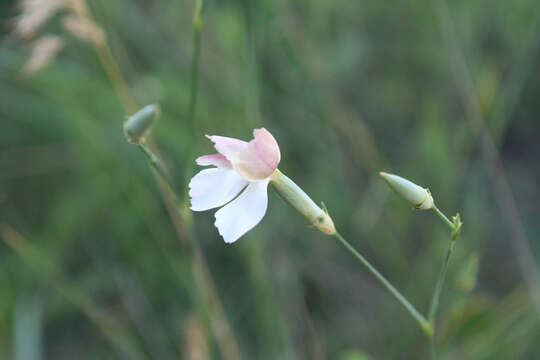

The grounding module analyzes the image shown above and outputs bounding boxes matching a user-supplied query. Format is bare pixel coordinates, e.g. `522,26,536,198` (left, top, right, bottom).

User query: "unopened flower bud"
379,172,434,210
270,169,336,235
123,104,161,144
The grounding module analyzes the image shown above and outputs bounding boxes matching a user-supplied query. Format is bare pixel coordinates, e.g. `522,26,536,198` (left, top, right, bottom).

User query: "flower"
189,128,281,243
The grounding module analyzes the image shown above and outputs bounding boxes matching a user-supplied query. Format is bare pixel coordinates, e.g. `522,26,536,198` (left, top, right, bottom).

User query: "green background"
1,0,539,358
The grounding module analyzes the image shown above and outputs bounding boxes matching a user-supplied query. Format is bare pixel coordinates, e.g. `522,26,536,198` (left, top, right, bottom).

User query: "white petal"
189,168,248,211
214,179,270,243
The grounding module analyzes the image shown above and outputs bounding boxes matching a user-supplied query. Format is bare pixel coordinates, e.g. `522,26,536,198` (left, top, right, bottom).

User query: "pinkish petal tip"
196,153,232,169
201,128,281,181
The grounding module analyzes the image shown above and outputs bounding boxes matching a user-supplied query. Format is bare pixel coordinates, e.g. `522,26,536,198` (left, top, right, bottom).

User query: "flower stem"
334,232,433,337
428,235,456,322
184,0,206,192
137,143,170,185
428,206,462,360
433,205,454,230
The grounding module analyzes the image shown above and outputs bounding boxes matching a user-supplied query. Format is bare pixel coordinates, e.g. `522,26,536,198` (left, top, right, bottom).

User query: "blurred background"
1,0,540,359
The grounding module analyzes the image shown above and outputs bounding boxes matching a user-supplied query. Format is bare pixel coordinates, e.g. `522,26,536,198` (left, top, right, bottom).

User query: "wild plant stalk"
182,0,209,193
187,0,205,134
334,231,433,335
429,206,460,322
428,206,462,359
138,143,170,186
270,170,452,339
331,205,461,359
306,173,461,357
80,3,242,358
94,41,138,114
436,0,540,318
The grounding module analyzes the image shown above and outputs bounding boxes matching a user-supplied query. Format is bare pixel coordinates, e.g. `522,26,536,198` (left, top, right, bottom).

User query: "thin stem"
428,236,456,322
187,0,205,133
428,204,462,359
137,143,171,186
433,205,454,230
94,42,138,114
183,0,206,194
334,232,433,337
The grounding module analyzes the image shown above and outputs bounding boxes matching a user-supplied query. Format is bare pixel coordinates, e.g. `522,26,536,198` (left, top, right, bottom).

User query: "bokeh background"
1,0,540,359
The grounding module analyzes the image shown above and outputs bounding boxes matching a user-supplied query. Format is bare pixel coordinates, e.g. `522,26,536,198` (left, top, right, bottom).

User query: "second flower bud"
379,172,434,210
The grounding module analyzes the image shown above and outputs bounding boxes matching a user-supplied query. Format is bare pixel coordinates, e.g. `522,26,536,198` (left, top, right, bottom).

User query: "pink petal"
206,128,280,181
205,135,248,160
195,153,232,169
214,179,270,243
247,128,281,174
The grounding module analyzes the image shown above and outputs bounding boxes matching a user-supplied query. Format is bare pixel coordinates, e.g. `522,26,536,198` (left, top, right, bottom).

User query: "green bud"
270,169,335,235
123,104,161,144
379,172,434,210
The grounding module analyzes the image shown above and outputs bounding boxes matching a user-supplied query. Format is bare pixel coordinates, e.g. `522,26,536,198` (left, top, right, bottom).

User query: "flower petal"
205,135,248,161
189,168,248,211
250,128,281,172
207,128,280,181
214,179,270,243
196,153,232,169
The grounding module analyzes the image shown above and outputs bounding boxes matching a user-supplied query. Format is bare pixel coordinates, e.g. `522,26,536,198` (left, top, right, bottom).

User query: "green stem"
428,206,461,360
137,143,171,186
433,205,454,230
334,232,433,337
183,0,206,195
428,236,455,322
187,0,205,133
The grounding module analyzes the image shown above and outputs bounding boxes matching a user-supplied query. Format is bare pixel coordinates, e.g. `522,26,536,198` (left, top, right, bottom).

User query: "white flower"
189,128,281,243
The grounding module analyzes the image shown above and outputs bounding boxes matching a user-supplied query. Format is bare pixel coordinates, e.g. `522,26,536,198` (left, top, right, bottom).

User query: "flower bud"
123,104,161,144
270,169,335,235
379,172,434,210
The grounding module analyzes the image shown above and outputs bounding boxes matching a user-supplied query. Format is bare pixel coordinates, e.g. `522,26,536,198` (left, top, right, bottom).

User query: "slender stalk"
428,206,461,323
427,236,456,360
334,232,433,337
187,0,205,133
428,205,461,360
183,0,206,193
137,143,170,187
94,42,138,114
428,235,456,322
432,205,454,230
